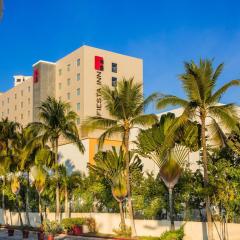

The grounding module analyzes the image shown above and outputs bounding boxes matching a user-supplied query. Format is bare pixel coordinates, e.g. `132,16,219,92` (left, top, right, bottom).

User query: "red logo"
95,56,104,71
33,68,39,83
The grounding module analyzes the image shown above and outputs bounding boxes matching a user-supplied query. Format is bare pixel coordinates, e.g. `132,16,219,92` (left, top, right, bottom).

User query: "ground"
0,229,101,240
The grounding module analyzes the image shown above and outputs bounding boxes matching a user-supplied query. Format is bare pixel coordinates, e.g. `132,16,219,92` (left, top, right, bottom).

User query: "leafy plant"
42,220,62,235
61,217,97,233
113,225,132,237
159,225,184,240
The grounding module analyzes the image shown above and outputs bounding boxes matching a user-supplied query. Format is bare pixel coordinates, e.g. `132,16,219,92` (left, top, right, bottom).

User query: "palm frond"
208,80,240,104
156,95,188,110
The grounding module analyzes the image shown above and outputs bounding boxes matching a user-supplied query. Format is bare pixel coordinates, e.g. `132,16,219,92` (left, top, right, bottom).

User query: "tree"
89,147,143,230
29,97,85,221
0,118,20,222
156,59,240,240
83,78,158,236
31,165,48,223
136,113,200,230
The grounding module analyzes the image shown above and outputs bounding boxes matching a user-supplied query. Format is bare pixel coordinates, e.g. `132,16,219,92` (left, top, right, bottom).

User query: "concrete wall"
0,210,239,240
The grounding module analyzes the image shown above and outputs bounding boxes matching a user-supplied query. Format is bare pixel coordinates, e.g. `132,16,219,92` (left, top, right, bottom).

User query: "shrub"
61,217,97,233
42,220,62,236
159,226,184,240
113,224,132,238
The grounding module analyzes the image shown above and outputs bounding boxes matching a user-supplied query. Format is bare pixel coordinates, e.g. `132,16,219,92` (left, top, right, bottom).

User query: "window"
59,69,62,76
76,117,80,125
28,86,30,92
7,98,9,103
67,78,71,86
112,77,117,87
77,102,80,111
21,90,23,96
67,92,71,100
77,88,80,96
28,98,30,104
15,93,17,99
28,111,30,117
21,102,23,108
77,58,80,66
21,114,23,120
7,109,9,114
67,64,71,71
112,63,117,73
15,105,17,110
77,73,80,81
59,83,62,90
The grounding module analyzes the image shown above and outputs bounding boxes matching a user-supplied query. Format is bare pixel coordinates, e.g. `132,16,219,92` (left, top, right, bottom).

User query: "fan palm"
83,78,157,236
156,59,240,239
135,113,200,230
29,97,85,221
89,147,143,230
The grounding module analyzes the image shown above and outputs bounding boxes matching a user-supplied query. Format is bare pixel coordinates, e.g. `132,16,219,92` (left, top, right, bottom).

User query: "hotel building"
0,45,143,172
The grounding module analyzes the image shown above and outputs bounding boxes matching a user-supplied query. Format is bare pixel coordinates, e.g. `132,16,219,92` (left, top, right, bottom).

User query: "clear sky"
1,0,240,111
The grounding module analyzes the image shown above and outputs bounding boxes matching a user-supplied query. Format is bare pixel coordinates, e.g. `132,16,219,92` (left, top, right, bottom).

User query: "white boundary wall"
0,210,239,240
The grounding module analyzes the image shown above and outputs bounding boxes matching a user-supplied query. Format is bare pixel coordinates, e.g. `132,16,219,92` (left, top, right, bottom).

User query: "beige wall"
0,78,33,126
0,210,239,240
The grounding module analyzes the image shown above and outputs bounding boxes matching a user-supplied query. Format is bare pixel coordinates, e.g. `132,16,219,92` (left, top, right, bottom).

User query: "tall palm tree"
136,113,200,230
156,59,240,239
29,97,85,221
31,165,48,223
56,165,83,218
18,126,54,224
83,78,158,236
89,147,143,230
0,118,20,221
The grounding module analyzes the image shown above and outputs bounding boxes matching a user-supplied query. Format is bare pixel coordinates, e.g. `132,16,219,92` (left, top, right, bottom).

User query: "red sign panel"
33,68,39,83
95,56,104,71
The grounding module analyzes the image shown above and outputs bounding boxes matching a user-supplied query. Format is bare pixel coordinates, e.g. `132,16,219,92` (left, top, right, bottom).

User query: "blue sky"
1,0,240,110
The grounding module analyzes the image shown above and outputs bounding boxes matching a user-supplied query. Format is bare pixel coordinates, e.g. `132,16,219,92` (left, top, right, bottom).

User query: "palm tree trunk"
168,187,175,230
55,138,60,222
119,201,126,229
123,128,137,237
64,186,69,218
25,171,31,225
39,193,43,224
200,112,213,240
2,175,5,224
16,194,24,226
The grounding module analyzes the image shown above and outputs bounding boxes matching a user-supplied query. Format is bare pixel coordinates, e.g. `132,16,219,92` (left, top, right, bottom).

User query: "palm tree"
156,59,240,239
136,113,200,230
29,97,85,221
31,165,48,223
83,78,158,236
18,126,54,225
10,174,24,226
57,165,83,218
89,147,143,230
0,118,20,221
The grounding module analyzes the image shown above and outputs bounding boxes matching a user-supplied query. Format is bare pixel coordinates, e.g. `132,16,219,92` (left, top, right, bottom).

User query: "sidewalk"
0,229,103,240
